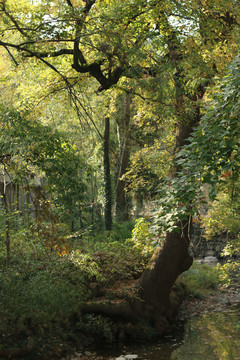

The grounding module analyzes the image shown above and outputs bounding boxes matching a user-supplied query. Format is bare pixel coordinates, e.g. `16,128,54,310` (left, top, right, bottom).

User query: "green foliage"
179,262,220,299
129,217,154,256
70,250,105,282
201,187,240,240
0,0,239,355
218,260,240,287
108,221,135,243
70,238,147,284
77,314,118,343
0,105,88,211
0,258,87,336
180,55,240,190
199,179,240,287
0,218,154,355
151,55,240,238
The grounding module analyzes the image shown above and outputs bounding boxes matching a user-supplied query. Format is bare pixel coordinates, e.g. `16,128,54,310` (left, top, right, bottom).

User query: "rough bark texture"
137,220,193,323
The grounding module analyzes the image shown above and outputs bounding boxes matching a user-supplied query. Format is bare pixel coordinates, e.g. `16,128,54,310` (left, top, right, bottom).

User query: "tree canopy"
0,0,240,358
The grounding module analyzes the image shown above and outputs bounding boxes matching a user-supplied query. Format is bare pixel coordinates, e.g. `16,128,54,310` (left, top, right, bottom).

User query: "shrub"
0,257,88,337
128,217,154,257
77,314,118,342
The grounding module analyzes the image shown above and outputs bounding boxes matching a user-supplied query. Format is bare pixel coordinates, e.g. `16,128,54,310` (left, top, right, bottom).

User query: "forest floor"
62,277,240,360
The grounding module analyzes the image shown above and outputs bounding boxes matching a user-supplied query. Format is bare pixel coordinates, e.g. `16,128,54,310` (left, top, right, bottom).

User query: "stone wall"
190,224,228,259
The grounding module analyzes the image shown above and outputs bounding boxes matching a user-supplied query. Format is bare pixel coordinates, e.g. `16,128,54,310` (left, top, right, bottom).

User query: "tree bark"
104,117,112,231
134,25,207,326
0,182,10,267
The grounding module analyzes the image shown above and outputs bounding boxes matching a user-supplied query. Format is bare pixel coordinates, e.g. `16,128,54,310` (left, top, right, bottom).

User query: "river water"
85,308,240,360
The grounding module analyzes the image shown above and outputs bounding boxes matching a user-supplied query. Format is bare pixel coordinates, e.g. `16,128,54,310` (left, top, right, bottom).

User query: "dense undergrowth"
0,218,239,359
0,219,154,358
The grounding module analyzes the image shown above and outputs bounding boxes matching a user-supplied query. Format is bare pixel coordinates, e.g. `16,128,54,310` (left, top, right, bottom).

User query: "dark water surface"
93,308,240,359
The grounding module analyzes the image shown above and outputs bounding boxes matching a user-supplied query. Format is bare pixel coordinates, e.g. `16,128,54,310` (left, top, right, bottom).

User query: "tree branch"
25,48,74,58
66,0,73,7
2,45,18,66
0,2,27,37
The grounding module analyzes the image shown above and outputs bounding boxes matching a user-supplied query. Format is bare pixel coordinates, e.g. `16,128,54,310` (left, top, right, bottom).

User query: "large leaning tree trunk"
80,110,200,337
135,33,205,330
81,30,211,337
135,117,198,331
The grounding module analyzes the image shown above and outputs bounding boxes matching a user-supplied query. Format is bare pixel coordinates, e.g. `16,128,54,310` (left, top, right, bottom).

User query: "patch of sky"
168,15,199,37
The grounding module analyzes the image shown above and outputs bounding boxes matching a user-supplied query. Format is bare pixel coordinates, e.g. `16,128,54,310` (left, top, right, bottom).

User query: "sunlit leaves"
181,55,240,188
150,55,240,237
0,105,88,211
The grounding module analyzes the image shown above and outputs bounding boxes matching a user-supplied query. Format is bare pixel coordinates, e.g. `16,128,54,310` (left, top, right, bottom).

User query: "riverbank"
63,270,240,360
176,283,240,321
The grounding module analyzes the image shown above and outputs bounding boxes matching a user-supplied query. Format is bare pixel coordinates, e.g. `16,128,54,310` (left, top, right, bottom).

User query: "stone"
115,356,138,360
205,250,215,257
84,351,92,356
203,256,218,265
195,259,204,264
125,356,138,359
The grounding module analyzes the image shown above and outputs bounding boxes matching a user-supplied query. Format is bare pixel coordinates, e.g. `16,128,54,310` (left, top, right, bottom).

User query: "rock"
84,351,92,356
205,250,215,257
115,356,138,360
203,256,218,265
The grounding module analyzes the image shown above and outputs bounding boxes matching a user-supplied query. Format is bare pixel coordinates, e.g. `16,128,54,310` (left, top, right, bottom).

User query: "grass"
178,261,220,299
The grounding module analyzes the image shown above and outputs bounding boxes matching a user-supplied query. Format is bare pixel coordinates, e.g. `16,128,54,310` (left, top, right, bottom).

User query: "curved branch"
0,2,27,37
2,44,18,66
0,39,103,139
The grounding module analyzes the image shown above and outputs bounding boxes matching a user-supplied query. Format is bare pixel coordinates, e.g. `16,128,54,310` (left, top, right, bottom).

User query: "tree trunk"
104,117,112,231
115,94,131,221
74,10,230,340
0,182,11,267
136,220,192,327
4,193,10,267
135,45,204,329
78,59,207,338
136,117,197,331
79,110,200,337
